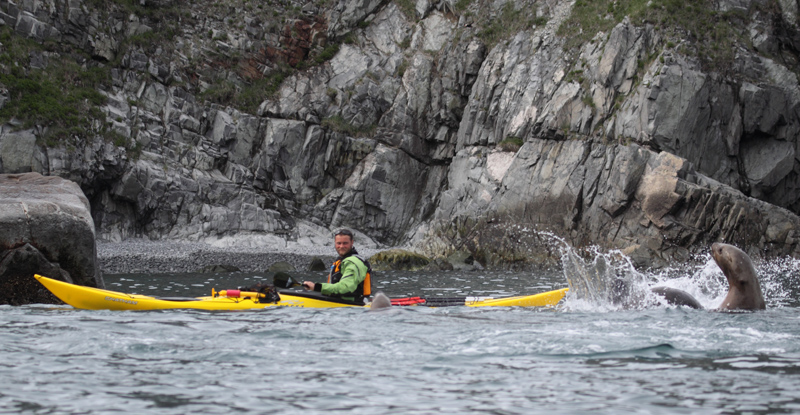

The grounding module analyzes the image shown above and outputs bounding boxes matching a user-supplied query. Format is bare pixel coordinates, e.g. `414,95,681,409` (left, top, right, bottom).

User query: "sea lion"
650,286,704,309
369,292,392,310
711,242,766,310
651,244,766,310
604,243,765,310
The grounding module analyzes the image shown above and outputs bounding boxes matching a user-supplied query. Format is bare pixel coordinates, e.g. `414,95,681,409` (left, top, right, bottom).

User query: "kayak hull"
34,275,361,310
466,289,569,307
34,275,568,311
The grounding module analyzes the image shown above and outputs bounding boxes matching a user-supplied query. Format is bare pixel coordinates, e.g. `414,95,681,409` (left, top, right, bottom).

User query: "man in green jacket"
303,228,372,303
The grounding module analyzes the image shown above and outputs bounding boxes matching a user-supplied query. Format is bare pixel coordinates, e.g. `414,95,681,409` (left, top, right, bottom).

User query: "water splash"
535,231,799,311
646,254,727,308
532,232,652,311
560,246,657,311
755,256,800,308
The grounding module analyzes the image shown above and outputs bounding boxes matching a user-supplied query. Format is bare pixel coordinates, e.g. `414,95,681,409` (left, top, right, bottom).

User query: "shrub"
200,71,288,114
498,136,524,152
314,43,340,64
396,59,409,77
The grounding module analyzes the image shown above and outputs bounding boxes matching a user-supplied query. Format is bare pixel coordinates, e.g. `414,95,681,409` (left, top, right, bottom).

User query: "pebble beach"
97,239,384,274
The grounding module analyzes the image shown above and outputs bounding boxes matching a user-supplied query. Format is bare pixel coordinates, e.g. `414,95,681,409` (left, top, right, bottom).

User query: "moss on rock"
369,249,431,271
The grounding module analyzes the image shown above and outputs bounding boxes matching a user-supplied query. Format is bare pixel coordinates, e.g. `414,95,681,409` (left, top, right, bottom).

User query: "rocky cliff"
2,0,800,268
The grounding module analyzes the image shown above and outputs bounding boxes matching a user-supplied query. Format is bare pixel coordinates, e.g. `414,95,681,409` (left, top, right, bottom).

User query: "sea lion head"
711,243,766,310
369,292,392,311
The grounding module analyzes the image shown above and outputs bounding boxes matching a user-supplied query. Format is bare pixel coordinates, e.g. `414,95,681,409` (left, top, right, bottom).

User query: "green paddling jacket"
310,248,371,303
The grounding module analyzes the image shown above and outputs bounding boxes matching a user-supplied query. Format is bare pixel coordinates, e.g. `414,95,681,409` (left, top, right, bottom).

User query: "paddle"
273,271,303,289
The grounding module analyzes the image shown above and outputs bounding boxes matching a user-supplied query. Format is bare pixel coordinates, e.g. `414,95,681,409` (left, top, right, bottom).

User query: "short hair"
334,228,354,240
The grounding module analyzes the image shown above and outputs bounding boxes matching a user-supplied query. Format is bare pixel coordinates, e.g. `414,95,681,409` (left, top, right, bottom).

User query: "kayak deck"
34,275,568,311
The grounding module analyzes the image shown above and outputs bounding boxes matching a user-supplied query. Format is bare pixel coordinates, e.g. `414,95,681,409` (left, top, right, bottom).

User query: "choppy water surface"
4,247,800,414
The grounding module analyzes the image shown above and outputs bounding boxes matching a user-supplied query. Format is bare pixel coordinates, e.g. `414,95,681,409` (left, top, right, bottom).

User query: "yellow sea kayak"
34,274,568,311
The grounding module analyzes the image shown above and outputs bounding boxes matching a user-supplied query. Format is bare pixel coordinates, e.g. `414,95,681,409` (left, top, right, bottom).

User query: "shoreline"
97,239,384,274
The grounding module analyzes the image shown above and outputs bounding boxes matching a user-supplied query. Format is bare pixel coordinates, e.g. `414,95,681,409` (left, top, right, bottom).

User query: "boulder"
268,261,296,272
308,257,328,271
0,173,102,305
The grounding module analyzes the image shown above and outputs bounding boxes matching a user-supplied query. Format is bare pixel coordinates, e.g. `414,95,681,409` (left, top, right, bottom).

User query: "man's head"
334,228,354,257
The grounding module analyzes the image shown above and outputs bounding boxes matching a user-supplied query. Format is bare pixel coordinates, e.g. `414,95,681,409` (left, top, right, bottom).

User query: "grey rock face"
2,0,800,271
326,0,384,38
0,173,102,304
421,138,800,268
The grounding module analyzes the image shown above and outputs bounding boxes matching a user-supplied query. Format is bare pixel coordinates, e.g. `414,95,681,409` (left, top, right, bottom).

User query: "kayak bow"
34,274,568,311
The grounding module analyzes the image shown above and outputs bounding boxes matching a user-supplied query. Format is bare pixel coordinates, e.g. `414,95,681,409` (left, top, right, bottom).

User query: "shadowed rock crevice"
0,243,69,305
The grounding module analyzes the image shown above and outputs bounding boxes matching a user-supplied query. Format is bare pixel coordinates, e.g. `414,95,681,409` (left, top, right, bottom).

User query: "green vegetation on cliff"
498,136,524,152
0,0,185,146
453,0,549,49
558,0,753,71
200,71,289,115
0,28,109,144
476,2,549,47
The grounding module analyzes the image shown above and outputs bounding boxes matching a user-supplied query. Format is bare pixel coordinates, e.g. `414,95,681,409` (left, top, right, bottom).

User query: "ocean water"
3,247,800,414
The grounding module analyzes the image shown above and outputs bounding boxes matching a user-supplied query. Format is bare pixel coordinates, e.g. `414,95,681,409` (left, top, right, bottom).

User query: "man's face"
335,234,353,257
